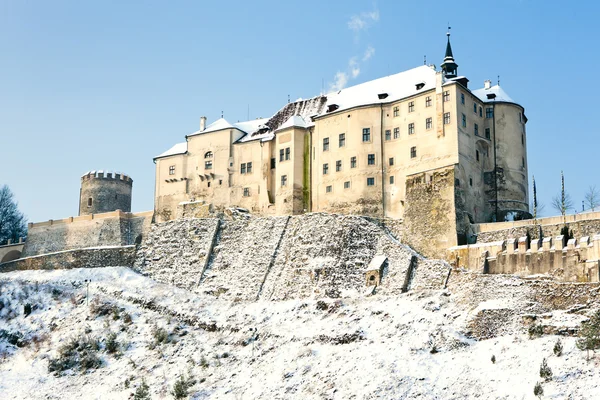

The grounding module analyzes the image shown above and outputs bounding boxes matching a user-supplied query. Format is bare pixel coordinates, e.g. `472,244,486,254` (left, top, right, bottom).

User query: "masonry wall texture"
0,246,136,272
23,212,152,258
133,213,451,301
79,172,133,216
476,219,600,243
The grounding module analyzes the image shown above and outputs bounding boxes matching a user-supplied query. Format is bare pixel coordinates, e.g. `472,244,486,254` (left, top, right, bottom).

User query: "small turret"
79,171,133,216
441,30,458,79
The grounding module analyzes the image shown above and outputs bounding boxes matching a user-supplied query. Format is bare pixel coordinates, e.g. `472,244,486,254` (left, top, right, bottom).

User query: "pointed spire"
441,27,458,79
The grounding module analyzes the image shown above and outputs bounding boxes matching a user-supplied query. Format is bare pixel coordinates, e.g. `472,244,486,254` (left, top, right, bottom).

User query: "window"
486,107,494,118
339,133,345,147
385,129,391,141
461,93,465,105
281,175,287,186
368,154,375,165
469,178,473,187
362,128,371,142
285,147,290,161
279,149,284,162
326,185,332,193
473,103,477,113
393,106,399,117
408,101,415,113
410,146,417,158
443,112,451,124
408,123,415,135
323,137,329,151
219,180,222,185
207,181,211,188
522,157,525,168
344,181,351,189
426,118,432,130
271,158,276,169
247,162,252,173
485,128,491,139
521,134,524,145
240,163,246,174
389,157,394,166
519,112,522,122
479,107,482,117
336,160,342,172
367,177,375,186
205,160,213,169
462,114,466,128
169,165,175,175
425,96,432,107
323,163,329,175
393,127,399,139
390,176,395,184
474,123,479,136
443,91,450,102
475,150,480,161
350,156,357,168
204,151,213,159
243,187,250,197
87,198,93,207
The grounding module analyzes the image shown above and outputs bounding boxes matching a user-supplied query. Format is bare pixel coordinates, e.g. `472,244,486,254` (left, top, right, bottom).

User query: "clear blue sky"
1,0,597,222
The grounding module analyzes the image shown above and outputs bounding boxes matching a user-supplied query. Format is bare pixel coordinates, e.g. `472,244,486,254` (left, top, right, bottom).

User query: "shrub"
491,355,496,364
105,332,119,354
553,339,563,357
151,325,169,347
576,309,600,361
528,324,544,339
23,303,32,317
134,378,151,400
171,374,196,399
539,358,552,381
48,334,101,374
533,381,543,399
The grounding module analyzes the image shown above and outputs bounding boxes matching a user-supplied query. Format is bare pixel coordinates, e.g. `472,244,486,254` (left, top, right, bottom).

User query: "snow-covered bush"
48,334,101,374
539,358,552,381
553,339,563,357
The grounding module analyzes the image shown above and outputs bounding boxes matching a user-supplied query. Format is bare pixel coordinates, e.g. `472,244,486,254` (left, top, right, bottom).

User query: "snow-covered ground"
0,267,598,399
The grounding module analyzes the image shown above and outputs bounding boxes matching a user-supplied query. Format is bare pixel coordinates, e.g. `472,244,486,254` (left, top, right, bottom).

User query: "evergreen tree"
576,310,600,361
0,185,27,245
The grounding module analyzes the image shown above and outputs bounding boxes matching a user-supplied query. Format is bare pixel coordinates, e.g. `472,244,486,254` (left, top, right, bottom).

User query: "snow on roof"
471,85,520,106
275,115,310,132
154,142,187,160
235,118,270,134
318,65,437,117
187,118,236,137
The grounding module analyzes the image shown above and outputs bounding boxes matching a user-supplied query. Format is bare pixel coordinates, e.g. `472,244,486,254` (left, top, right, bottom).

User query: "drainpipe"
380,104,386,219
492,98,498,222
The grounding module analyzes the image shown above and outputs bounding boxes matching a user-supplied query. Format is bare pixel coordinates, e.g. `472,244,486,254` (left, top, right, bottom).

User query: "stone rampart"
23,210,153,257
449,234,600,282
0,246,136,272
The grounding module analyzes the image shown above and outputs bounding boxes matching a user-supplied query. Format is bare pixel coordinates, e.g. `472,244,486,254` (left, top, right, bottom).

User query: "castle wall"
0,245,136,272
448,234,600,282
22,210,152,257
403,166,458,258
80,171,133,216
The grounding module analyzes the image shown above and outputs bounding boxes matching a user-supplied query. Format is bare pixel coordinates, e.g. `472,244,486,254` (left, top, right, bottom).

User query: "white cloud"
349,57,360,78
362,46,375,61
330,72,348,92
348,9,379,32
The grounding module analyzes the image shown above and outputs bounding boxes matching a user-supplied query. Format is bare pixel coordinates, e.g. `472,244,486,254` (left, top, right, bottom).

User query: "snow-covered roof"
187,117,271,143
471,85,520,106
317,65,437,117
275,115,311,132
187,118,235,137
154,142,187,160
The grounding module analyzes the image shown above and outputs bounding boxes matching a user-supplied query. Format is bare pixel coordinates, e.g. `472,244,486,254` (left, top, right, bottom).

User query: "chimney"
484,80,492,89
200,116,207,131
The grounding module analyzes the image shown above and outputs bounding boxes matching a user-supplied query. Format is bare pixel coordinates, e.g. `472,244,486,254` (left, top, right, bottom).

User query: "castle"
153,33,529,256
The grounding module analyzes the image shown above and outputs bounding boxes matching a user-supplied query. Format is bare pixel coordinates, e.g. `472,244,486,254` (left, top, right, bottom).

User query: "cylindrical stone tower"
79,171,133,216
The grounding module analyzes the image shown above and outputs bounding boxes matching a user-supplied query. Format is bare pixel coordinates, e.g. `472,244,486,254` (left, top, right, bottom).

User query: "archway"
1,250,21,263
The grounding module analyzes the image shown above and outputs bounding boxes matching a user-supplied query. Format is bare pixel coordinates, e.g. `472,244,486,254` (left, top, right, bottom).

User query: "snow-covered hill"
0,267,598,399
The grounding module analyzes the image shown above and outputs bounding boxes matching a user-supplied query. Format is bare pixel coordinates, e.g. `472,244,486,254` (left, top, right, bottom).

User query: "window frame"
410,146,417,158
426,118,432,130
339,133,345,147
408,122,415,135
443,112,451,124
393,127,399,139
367,154,375,166
350,156,357,168
367,177,375,186
362,128,371,142
323,137,329,151
425,96,432,107
169,165,175,175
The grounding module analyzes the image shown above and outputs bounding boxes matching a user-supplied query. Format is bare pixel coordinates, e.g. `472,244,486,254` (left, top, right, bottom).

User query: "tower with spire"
441,28,458,79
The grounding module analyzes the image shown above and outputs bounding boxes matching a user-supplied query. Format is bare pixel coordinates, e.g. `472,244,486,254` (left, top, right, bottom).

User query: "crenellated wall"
448,234,600,282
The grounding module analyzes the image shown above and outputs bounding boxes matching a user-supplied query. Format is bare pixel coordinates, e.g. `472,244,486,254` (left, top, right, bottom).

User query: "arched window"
204,151,213,159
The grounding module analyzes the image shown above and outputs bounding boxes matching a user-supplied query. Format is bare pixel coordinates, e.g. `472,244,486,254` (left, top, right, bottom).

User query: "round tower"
79,171,133,216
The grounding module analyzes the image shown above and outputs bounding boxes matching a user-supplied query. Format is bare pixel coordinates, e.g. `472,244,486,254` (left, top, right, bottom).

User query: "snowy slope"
0,267,599,399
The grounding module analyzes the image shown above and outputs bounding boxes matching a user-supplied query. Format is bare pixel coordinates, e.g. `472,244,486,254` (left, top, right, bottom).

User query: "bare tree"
0,185,27,245
584,186,600,212
551,171,574,221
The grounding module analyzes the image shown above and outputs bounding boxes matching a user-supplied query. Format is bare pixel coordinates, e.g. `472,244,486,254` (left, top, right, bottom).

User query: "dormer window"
378,93,389,99
327,104,339,113
415,82,425,90
204,151,213,159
